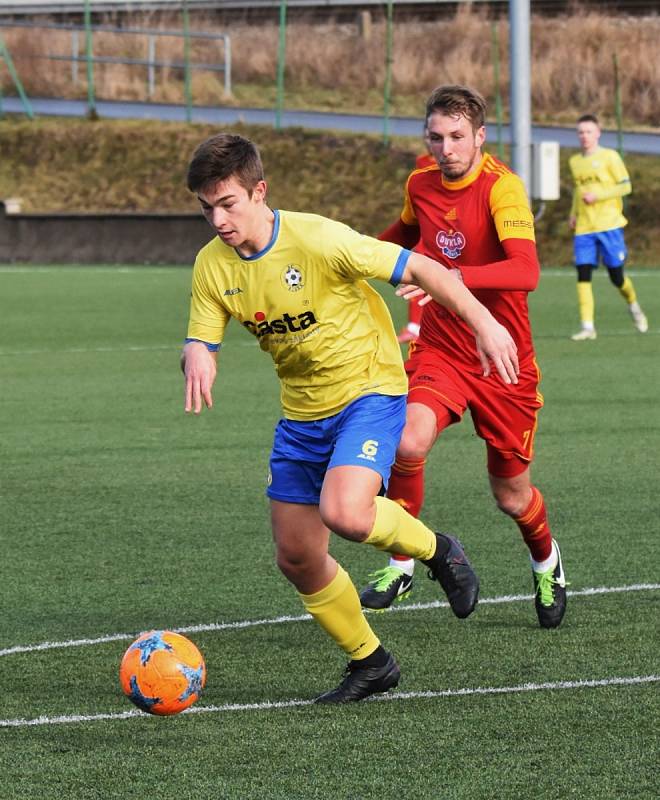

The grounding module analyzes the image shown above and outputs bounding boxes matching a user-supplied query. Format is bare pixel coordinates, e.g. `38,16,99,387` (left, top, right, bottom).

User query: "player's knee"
319,501,370,542
397,425,434,461
275,546,318,582
607,266,624,287
492,486,526,518
576,264,594,283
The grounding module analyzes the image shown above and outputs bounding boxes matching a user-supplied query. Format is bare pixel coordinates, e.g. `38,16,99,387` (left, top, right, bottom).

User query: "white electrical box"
532,141,560,201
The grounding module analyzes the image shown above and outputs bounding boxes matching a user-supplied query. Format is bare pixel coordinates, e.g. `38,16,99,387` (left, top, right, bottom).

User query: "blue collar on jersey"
237,209,280,261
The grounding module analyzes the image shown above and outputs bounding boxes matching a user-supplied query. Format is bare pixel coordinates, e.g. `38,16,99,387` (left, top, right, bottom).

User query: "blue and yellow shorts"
267,394,406,505
574,228,627,268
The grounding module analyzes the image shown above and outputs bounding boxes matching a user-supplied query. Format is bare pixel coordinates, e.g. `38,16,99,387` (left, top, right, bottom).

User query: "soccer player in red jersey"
361,85,567,628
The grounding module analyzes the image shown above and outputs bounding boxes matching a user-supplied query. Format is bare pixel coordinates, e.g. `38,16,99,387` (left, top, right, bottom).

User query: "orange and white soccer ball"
119,630,206,716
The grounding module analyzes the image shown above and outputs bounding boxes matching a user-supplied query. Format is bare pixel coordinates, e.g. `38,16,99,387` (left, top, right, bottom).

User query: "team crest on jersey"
282,264,304,292
436,229,466,260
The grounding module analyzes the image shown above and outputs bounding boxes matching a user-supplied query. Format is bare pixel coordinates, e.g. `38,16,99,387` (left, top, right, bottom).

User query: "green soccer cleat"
360,566,413,610
533,539,567,629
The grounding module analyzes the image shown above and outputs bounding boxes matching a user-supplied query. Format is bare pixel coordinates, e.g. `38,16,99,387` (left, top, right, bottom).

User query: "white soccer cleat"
630,307,649,333
571,328,597,341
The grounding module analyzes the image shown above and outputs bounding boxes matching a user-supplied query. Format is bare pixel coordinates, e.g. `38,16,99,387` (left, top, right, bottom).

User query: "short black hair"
186,133,264,196
577,114,600,126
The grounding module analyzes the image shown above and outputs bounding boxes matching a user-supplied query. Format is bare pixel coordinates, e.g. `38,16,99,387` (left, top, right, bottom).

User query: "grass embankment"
1,117,659,266
1,6,659,128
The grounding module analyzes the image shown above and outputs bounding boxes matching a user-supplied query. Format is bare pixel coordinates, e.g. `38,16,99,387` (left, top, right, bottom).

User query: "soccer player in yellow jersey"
569,114,648,340
181,133,519,703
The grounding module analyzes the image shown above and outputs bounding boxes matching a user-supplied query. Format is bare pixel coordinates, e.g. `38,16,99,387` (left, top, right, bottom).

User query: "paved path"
3,96,659,154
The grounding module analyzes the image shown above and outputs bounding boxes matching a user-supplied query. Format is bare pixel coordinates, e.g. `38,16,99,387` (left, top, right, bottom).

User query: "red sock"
387,455,426,519
409,295,423,326
514,486,553,562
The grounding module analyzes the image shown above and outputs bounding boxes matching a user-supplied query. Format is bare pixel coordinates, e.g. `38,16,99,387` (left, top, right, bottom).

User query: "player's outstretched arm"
402,252,519,385
181,341,218,414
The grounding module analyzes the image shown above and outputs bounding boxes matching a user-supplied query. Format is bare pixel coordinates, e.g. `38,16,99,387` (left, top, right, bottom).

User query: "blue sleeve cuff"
389,249,412,286
184,337,220,352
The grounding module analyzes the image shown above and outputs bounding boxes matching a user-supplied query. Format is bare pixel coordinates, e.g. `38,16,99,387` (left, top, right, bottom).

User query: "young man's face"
577,121,601,154
426,111,485,181
197,176,266,248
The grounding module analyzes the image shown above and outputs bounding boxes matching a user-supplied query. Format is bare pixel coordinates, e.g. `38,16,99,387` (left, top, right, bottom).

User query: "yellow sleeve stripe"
409,162,439,178
482,156,511,178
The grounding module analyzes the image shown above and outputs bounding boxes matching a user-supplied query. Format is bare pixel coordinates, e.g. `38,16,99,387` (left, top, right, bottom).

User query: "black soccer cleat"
360,567,414,610
314,652,400,704
532,539,567,629
422,532,479,618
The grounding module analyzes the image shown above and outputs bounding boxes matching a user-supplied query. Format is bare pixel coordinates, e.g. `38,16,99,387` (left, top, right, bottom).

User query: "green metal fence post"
83,0,96,117
182,0,193,123
612,53,624,157
275,0,287,131
383,0,394,146
0,34,34,119
491,21,504,160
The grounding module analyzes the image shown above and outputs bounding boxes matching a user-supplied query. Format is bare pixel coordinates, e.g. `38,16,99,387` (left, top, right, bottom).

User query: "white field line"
0,266,183,274
0,674,657,729
0,344,178,356
1,267,657,356
538,269,660,278
0,342,261,356
2,266,660,277
3,320,659,358
1,582,658,659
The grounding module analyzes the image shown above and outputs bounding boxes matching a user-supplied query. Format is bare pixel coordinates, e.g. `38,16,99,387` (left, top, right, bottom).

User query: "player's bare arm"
402,252,519,385
181,340,218,414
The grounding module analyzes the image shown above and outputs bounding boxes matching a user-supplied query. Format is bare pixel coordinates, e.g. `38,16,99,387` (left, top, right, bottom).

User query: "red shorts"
405,343,544,478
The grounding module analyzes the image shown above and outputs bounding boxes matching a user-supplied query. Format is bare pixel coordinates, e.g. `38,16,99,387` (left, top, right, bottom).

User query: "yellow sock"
300,564,379,660
619,276,637,305
364,496,436,560
577,282,595,326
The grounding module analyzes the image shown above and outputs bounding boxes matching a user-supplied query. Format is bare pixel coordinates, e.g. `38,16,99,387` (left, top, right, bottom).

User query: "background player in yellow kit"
181,133,519,703
569,114,648,341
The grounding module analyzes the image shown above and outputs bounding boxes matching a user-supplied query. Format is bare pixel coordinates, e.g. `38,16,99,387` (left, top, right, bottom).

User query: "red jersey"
394,153,540,372
415,152,435,169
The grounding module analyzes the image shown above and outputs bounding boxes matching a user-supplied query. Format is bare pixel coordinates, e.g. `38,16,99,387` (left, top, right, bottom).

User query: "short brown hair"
425,85,487,133
577,113,599,127
186,133,264,195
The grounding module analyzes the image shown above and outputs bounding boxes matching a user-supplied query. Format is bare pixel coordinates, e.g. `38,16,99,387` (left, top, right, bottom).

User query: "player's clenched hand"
396,283,433,306
182,341,217,414
474,316,519,385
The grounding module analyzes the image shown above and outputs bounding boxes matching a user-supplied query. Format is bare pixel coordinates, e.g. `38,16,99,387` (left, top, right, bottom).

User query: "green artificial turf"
0,265,658,799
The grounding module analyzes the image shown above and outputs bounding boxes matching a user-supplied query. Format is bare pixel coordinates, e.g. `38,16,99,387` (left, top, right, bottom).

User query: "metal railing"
0,0,657,15
0,19,231,97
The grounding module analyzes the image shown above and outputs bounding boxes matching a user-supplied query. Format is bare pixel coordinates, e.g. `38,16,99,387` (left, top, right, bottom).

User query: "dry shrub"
1,7,658,126
391,5,497,93
530,11,660,125
4,28,74,97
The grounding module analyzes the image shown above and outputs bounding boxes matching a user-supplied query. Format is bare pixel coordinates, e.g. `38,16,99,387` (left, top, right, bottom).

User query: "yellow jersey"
187,210,410,421
569,146,631,235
